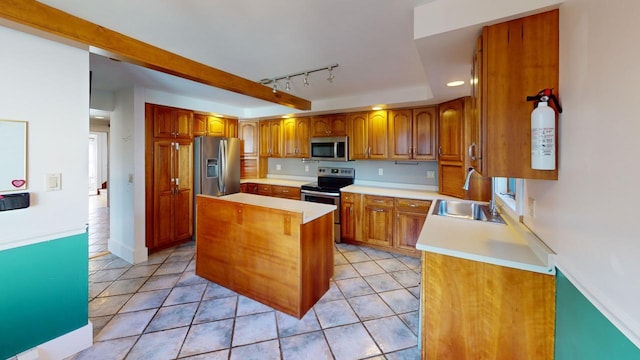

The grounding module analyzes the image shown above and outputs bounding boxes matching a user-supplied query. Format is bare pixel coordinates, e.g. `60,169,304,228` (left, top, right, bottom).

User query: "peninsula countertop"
198,193,336,224
416,201,555,275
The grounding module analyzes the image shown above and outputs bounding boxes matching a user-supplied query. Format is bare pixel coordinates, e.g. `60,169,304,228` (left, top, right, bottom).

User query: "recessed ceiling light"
446,80,465,87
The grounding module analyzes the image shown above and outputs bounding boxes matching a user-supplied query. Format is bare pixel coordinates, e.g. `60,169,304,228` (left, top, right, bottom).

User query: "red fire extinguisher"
526,89,562,170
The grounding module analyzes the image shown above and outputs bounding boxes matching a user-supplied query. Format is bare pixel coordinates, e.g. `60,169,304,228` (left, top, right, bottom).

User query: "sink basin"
432,199,505,224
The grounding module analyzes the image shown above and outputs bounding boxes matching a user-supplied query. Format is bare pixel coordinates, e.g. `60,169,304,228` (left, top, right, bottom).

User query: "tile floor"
72,194,422,360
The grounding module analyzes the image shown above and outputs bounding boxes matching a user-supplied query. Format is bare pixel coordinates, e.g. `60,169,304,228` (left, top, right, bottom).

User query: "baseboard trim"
16,322,93,360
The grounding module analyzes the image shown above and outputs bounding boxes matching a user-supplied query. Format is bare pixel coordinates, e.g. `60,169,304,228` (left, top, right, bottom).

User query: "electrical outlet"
305,165,309,172
528,197,536,218
426,170,435,179
378,168,384,176
276,164,282,171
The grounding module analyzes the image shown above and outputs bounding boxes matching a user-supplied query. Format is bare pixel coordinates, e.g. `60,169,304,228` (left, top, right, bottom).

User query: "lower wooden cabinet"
241,183,300,200
341,192,431,257
340,192,362,242
422,252,556,360
363,195,394,248
394,198,431,254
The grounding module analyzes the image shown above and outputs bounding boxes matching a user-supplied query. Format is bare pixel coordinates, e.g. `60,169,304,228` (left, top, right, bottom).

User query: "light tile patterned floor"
72,194,421,359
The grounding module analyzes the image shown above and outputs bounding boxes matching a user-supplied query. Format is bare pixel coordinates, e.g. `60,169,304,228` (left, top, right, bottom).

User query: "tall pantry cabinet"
145,103,194,252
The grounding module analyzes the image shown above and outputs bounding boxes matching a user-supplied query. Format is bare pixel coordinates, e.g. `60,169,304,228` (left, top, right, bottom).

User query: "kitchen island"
195,193,336,319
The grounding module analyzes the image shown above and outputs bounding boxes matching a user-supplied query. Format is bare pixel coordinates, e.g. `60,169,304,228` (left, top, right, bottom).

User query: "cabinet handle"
438,146,442,156
374,199,384,203
409,203,417,207
374,209,384,212
468,142,477,161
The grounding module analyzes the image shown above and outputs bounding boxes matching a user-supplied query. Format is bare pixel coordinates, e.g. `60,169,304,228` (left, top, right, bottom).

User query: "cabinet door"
207,116,226,136
311,116,332,137
469,35,483,173
269,120,283,157
174,140,193,241
193,113,207,136
348,112,368,159
340,192,361,242
259,121,271,156
439,163,465,198
438,99,464,162
175,110,193,139
296,117,310,158
389,109,413,160
239,121,259,157
282,118,297,157
153,140,175,248
413,107,437,160
226,119,238,137
363,195,394,248
395,210,427,253
153,105,176,138
330,114,347,136
368,110,388,159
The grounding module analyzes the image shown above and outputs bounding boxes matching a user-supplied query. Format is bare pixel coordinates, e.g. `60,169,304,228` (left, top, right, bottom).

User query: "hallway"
75,196,421,359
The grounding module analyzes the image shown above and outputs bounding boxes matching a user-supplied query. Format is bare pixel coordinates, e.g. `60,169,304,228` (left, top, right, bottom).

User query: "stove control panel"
317,167,355,178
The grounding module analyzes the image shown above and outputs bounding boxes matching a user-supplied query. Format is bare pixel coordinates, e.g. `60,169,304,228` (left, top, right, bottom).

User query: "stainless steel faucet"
462,167,475,190
462,167,499,216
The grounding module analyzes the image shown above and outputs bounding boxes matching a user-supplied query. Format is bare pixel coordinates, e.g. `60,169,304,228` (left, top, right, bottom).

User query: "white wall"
108,87,148,264
0,25,89,250
525,0,640,346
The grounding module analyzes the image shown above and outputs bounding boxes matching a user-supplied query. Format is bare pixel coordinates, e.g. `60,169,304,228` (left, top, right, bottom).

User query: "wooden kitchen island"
195,193,336,319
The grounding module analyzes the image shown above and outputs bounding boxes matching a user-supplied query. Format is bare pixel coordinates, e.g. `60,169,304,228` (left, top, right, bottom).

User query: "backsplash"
267,158,438,186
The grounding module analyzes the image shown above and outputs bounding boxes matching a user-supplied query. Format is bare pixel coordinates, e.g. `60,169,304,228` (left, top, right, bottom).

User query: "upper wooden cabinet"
153,105,193,139
193,113,238,138
347,110,388,160
239,121,259,157
311,114,347,137
478,9,559,179
259,119,283,157
438,99,465,162
282,117,310,158
388,107,437,160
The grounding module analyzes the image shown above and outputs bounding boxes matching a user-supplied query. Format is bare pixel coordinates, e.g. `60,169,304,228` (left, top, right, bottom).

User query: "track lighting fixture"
258,64,338,93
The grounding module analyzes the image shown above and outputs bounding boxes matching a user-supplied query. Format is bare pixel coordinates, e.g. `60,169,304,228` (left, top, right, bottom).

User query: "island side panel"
233,203,303,316
195,197,238,288
422,252,555,360
299,212,334,316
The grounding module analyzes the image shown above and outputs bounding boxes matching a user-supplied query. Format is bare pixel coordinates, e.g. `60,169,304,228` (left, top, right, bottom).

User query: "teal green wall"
555,269,640,359
0,233,88,359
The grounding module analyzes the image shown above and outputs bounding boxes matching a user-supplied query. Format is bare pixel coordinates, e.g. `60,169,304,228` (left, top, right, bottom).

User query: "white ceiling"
34,0,532,120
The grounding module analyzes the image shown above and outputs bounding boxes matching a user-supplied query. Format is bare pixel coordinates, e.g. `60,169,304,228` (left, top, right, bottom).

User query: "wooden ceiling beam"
0,0,312,110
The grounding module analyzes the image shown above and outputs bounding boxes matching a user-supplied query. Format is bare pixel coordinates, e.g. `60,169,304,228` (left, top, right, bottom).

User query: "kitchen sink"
432,199,506,224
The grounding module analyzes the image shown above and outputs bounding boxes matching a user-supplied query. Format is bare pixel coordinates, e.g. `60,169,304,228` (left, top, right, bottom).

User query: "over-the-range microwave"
309,136,349,161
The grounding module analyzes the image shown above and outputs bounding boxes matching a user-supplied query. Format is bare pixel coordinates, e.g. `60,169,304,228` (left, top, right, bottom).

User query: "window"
495,177,524,216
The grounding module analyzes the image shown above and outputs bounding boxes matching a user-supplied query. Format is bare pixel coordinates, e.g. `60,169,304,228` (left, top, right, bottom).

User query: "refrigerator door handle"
217,140,224,194
220,139,227,194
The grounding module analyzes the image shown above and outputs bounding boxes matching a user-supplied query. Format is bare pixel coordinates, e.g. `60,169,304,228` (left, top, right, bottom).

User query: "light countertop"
238,179,554,274
199,193,336,224
416,201,555,275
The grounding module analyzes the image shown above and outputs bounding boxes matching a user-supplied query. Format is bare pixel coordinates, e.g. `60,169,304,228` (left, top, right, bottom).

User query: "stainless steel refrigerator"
194,136,241,197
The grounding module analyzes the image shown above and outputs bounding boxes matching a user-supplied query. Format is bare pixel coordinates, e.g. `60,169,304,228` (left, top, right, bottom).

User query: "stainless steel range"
300,167,355,243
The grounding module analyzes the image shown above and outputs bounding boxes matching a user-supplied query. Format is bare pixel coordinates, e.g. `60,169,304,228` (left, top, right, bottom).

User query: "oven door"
301,189,341,242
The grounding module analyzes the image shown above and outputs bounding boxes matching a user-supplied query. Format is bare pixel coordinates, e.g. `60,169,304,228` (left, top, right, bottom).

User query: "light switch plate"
46,173,62,191
378,168,384,176
426,170,436,179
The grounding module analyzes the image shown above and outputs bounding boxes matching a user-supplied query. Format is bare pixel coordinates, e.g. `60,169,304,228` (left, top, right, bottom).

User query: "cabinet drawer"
257,184,272,195
342,192,359,203
364,195,394,207
395,198,431,212
272,185,300,199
